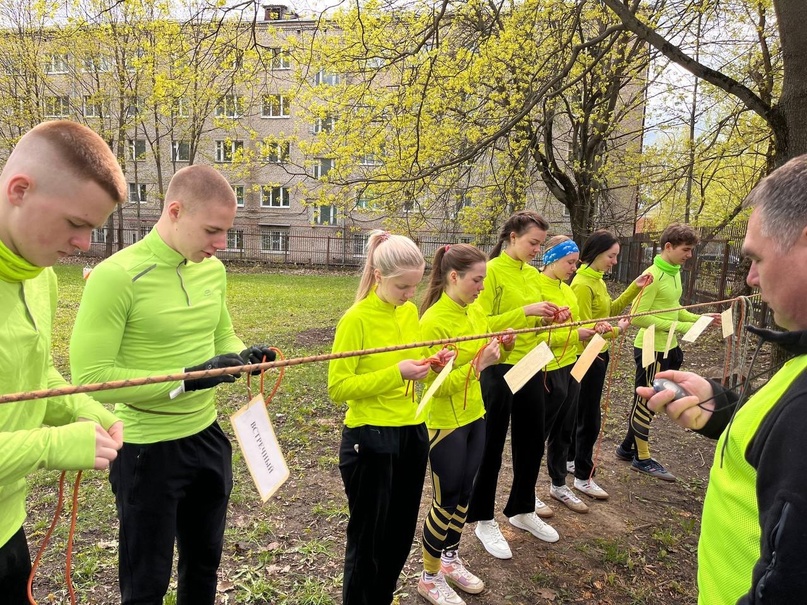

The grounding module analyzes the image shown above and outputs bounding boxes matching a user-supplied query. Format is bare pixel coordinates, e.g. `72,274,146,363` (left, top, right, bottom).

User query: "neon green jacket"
70,229,244,444
631,256,700,351
473,253,541,364
328,288,427,428
570,264,641,353
1,268,119,548
420,293,509,429
535,271,581,371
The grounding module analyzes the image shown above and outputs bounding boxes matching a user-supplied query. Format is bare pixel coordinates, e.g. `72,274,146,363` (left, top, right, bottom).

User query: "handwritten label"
721,308,734,338
415,356,455,420
571,334,607,382
641,324,656,368
231,394,289,502
681,315,714,343
663,321,677,359
504,342,555,394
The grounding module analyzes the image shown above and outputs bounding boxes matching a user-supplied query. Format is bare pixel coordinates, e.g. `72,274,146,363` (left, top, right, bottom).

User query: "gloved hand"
184,353,245,392
240,345,277,375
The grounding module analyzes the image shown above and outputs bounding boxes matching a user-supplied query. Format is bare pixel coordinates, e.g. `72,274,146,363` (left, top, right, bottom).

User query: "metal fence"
83,222,768,323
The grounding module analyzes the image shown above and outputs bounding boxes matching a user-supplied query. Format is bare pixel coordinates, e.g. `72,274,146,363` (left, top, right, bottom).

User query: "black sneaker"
615,444,635,461
631,457,676,482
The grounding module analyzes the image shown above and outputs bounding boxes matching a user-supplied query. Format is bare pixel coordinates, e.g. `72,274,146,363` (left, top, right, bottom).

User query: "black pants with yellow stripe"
421,418,485,574
621,346,684,460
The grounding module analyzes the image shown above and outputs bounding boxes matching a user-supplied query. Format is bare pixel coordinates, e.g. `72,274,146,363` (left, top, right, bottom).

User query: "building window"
172,140,190,162
261,186,290,208
352,233,369,256
172,97,189,118
128,182,147,203
315,69,340,86
226,229,244,251
139,225,151,240
215,140,243,163
312,158,333,179
232,185,245,207
125,96,142,117
91,227,108,244
215,94,243,118
270,48,291,70
313,115,336,134
359,153,383,166
261,227,289,253
314,204,338,225
45,54,69,74
261,94,291,118
355,189,376,210
128,139,146,161
83,96,103,118
262,140,290,164
83,56,111,72
44,95,69,118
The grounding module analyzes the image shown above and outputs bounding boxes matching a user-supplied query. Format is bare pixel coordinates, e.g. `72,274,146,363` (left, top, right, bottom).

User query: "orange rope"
590,327,626,481
28,471,72,605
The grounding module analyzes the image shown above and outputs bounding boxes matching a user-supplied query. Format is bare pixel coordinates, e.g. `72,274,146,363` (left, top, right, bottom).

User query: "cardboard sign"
571,334,607,382
415,356,455,419
681,315,714,343
721,307,734,338
663,321,677,359
231,394,289,502
504,342,555,394
641,324,656,368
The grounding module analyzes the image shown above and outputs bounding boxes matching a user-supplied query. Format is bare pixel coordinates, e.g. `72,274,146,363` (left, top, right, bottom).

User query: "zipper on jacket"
176,261,191,306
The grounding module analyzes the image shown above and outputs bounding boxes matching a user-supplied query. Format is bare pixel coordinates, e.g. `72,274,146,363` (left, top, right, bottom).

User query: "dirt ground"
28,324,743,605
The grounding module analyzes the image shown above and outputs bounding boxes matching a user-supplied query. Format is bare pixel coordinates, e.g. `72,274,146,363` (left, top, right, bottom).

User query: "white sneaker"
418,571,466,605
573,477,609,500
534,496,554,518
508,512,559,543
474,520,512,559
566,461,575,474
550,483,590,513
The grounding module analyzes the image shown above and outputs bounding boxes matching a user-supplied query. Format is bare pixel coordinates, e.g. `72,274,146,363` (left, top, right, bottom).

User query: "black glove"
240,345,277,375
183,353,244,392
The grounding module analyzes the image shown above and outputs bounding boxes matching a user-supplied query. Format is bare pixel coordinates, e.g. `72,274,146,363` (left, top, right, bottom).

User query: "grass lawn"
24,264,716,604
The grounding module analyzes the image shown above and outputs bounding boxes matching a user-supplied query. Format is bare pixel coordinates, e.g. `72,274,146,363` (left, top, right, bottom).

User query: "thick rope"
0,294,760,406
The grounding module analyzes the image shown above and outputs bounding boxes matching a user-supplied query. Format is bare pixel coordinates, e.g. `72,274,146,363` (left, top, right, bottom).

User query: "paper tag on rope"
230,394,289,502
641,324,656,368
721,307,734,338
681,315,714,343
662,321,677,359
415,356,455,420
571,334,607,382
504,342,555,394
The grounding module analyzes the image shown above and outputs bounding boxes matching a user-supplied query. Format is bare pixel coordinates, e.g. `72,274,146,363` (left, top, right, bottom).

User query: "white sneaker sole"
508,516,559,543
473,526,512,560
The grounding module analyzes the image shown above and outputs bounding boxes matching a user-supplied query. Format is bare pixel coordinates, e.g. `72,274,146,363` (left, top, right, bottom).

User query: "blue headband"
542,240,579,265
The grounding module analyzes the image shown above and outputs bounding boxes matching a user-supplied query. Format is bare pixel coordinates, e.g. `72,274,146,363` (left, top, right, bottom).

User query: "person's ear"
166,200,182,221
6,174,31,207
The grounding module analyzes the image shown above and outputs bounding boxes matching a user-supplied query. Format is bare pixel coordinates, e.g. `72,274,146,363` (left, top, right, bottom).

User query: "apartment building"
0,3,644,265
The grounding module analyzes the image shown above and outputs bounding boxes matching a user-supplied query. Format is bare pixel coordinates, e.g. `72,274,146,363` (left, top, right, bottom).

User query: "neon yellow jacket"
420,293,509,429
328,288,427,428
570,264,641,353
70,229,244,444
473,253,541,364
631,256,700,351
535,272,580,371
1,268,119,548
